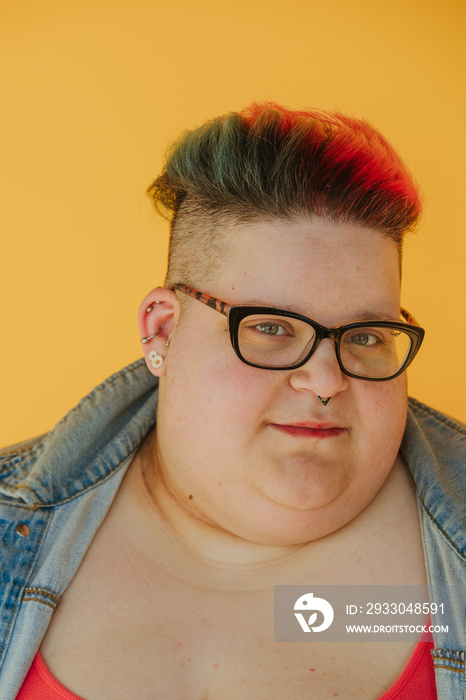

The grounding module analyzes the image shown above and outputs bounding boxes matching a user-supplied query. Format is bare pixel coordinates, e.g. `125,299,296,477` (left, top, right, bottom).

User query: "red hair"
148,102,422,283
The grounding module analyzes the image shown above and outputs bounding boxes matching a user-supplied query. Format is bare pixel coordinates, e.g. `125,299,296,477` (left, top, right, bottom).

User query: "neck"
138,432,305,569
112,431,422,591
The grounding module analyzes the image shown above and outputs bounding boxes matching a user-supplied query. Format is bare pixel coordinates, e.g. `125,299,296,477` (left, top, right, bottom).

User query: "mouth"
268,422,346,439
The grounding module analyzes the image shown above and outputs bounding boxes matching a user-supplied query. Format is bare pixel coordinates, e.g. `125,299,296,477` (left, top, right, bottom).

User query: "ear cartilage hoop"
141,331,160,344
148,350,164,368
141,327,162,344
166,337,172,346
317,396,331,406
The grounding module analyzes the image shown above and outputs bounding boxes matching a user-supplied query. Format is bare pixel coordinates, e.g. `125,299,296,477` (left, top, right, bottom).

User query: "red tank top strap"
378,637,437,699
16,652,85,700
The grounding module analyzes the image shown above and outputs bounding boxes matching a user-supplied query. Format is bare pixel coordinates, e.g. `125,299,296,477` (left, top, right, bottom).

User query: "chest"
39,539,426,700
39,453,429,700
40,582,419,700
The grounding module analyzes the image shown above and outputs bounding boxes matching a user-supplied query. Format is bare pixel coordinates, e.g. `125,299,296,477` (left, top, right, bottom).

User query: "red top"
17,653,82,700
17,639,437,700
379,639,436,699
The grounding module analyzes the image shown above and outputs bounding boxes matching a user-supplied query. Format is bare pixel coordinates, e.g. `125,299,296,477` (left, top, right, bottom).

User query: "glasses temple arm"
400,307,421,326
170,283,232,317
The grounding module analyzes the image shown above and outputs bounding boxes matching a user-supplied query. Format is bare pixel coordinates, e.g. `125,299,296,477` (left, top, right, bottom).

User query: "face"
153,217,408,545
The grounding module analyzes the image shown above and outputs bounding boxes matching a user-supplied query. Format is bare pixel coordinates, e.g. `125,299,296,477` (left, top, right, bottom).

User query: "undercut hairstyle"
146,103,422,287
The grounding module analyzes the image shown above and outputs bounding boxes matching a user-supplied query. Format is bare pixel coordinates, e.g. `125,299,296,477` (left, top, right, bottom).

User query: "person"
0,103,464,700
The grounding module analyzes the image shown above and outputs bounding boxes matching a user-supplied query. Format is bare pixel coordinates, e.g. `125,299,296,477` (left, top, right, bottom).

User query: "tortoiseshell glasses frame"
170,283,425,381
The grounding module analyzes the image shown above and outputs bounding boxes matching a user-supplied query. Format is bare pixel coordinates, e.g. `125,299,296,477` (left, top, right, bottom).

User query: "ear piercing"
141,331,160,344
146,301,161,314
148,350,164,368
317,396,331,406
142,302,164,342
142,332,172,346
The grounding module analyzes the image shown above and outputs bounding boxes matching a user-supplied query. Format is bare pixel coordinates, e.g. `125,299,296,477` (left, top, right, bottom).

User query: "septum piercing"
317,396,331,406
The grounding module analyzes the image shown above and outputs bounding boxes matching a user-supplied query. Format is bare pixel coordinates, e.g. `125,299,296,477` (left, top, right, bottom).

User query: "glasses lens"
340,326,412,379
237,314,414,378
238,314,315,367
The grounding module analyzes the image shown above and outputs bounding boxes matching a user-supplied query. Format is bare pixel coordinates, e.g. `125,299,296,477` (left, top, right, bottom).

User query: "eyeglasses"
170,283,425,381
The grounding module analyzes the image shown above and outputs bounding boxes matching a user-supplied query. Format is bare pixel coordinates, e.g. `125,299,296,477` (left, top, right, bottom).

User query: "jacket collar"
0,359,158,507
403,398,466,559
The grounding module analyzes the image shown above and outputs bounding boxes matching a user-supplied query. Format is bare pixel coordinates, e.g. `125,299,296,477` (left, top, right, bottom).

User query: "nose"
288,338,349,397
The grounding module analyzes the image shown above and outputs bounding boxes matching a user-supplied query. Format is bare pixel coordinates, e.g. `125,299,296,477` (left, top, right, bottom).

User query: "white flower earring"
148,350,163,368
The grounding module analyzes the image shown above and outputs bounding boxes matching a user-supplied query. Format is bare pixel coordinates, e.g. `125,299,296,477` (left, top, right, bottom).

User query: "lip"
268,422,346,439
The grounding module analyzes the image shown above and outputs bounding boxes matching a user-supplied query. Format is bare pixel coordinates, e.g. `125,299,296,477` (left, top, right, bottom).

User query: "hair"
146,103,422,286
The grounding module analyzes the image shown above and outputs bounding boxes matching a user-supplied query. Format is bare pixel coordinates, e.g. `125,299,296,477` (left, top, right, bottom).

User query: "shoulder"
407,396,466,434
0,432,50,500
0,360,158,506
0,432,49,466
404,398,466,478
403,397,466,558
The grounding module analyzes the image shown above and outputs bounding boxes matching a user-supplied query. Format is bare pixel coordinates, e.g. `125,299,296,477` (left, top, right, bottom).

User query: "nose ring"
317,396,331,406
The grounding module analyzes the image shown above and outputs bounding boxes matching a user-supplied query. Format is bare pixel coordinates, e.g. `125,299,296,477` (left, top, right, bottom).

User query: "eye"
254,322,289,336
239,315,298,344
347,332,382,347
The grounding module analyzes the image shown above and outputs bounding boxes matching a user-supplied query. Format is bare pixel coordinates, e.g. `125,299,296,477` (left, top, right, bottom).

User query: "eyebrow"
347,311,402,323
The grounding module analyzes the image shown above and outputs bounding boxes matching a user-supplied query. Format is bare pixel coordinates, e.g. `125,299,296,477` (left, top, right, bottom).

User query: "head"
138,104,423,546
147,102,421,288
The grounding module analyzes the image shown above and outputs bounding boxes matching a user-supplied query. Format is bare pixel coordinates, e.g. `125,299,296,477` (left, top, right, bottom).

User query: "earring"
141,331,160,344
148,350,164,368
146,301,161,314
317,396,331,406
166,336,172,346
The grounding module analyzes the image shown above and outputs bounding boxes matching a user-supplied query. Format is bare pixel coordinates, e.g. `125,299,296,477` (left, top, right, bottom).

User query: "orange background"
1,0,465,445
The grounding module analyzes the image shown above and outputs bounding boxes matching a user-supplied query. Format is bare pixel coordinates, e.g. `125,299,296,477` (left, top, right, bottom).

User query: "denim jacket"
0,359,464,698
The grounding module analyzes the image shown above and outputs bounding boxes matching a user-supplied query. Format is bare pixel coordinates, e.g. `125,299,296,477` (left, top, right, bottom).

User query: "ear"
138,286,179,376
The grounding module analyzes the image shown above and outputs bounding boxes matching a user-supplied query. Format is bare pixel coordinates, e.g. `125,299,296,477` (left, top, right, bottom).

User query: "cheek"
357,376,408,452
162,329,274,433
158,355,276,492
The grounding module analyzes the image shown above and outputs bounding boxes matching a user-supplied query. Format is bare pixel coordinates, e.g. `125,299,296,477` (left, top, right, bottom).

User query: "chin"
232,491,349,546
257,454,352,511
